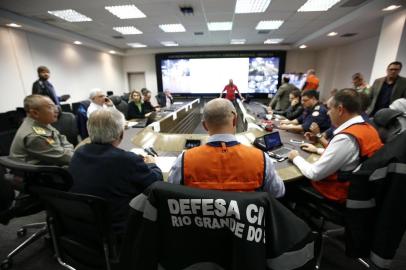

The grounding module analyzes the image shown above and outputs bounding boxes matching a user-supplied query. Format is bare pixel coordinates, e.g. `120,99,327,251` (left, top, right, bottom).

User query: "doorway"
127,72,146,92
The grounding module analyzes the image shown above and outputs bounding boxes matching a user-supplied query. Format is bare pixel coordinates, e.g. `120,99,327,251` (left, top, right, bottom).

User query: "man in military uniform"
10,95,74,166
279,90,330,133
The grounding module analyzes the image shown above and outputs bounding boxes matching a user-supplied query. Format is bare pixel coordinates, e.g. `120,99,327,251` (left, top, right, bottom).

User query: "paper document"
126,121,138,127
155,156,177,173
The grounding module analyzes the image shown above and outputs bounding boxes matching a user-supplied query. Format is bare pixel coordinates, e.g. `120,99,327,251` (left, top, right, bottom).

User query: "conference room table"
119,103,320,182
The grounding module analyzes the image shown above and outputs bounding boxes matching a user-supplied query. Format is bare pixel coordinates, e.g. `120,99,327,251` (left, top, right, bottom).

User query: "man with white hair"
168,98,285,197
69,108,163,232
86,88,114,118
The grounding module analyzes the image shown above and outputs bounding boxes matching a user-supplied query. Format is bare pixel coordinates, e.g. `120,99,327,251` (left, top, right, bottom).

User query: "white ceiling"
0,0,404,53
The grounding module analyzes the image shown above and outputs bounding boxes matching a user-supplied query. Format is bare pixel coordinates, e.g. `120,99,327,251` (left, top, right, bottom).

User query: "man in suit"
367,61,406,116
269,76,298,111
32,66,70,106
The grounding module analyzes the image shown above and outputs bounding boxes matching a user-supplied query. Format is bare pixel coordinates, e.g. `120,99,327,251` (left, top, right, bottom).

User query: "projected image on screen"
161,56,280,94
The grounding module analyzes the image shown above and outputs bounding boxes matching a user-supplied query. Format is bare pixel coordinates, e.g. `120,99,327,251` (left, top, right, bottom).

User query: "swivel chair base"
0,222,47,270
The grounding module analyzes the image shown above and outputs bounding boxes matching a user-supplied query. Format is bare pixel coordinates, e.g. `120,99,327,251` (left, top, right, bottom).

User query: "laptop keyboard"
271,147,291,156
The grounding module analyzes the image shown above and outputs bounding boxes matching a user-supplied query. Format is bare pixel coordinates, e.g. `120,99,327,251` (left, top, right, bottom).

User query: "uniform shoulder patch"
45,137,55,145
312,111,320,117
32,126,46,135
314,105,320,110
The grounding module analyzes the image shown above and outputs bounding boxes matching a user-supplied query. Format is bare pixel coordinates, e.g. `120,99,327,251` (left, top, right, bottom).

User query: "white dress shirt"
167,134,285,198
292,115,365,181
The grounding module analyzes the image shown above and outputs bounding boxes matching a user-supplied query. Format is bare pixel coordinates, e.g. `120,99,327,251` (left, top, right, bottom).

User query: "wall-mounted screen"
156,51,286,96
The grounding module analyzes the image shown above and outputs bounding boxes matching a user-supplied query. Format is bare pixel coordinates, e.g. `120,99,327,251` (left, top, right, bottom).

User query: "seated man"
168,98,285,198
10,95,74,166
279,90,330,133
271,89,303,120
288,89,383,203
69,108,163,232
87,88,114,118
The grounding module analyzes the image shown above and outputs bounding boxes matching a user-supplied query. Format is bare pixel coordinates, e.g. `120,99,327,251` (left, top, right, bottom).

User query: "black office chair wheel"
17,228,26,237
1,258,12,270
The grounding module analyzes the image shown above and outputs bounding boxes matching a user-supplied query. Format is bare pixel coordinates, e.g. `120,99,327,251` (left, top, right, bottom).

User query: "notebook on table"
263,131,292,157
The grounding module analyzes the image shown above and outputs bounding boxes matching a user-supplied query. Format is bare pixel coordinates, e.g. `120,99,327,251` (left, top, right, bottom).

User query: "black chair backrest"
0,129,17,156
60,103,72,113
0,156,72,191
76,101,90,139
72,100,91,116
34,187,119,269
52,112,79,146
109,96,128,118
0,110,25,132
155,93,166,107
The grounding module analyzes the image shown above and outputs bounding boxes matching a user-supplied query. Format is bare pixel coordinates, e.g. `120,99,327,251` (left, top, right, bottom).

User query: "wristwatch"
316,133,323,139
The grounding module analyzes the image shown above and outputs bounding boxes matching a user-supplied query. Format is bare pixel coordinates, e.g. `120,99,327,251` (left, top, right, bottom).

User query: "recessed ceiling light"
113,26,142,35
127,43,147,48
73,41,82,45
105,5,146,19
6,23,21,28
256,20,284,30
159,24,186,32
299,44,307,49
298,0,341,12
207,22,233,31
109,50,116,54
382,5,402,11
327,32,338,36
48,9,92,22
235,0,271,14
230,39,246,45
264,38,283,44
161,41,179,47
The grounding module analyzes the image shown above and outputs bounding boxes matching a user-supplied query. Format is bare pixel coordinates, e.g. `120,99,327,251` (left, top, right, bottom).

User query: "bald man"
168,98,284,197
10,95,74,166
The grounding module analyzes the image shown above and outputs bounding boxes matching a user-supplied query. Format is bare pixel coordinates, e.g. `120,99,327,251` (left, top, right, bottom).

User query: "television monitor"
156,51,286,97
282,73,307,89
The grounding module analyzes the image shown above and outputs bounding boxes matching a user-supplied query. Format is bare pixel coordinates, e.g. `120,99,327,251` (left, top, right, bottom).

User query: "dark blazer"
269,83,298,111
69,143,163,232
32,79,60,105
367,76,406,115
127,101,146,119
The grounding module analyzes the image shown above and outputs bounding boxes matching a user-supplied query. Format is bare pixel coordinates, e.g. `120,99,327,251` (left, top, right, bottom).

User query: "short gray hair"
203,98,236,127
87,108,125,144
89,88,104,100
24,94,48,112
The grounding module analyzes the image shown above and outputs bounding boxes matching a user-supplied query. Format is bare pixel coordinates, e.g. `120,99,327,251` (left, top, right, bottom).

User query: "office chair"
0,156,72,270
33,187,121,270
109,95,128,119
75,100,91,139
52,112,79,146
120,181,316,270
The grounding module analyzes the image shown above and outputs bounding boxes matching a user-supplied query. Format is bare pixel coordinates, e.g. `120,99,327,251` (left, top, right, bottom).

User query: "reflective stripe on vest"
312,123,383,203
183,142,265,191
370,163,406,181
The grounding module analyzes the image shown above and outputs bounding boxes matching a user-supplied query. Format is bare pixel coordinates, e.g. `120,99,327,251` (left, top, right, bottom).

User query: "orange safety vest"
183,142,265,191
303,75,320,91
311,123,383,203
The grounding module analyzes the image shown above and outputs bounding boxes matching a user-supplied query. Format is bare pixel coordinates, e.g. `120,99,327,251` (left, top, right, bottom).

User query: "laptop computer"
263,131,292,157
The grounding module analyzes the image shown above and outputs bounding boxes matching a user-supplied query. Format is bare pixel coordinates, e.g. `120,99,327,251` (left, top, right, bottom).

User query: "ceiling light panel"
161,41,179,47
235,0,271,14
73,41,82,45
231,39,246,44
327,32,338,36
256,20,284,30
48,9,92,22
207,22,233,31
105,5,146,19
298,0,341,12
127,43,147,48
113,26,142,35
159,24,186,32
264,38,283,44
299,44,307,49
6,23,21,28
382,5,402,11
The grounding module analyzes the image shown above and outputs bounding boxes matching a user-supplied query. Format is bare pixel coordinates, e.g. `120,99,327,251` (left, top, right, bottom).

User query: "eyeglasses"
388,68,400,71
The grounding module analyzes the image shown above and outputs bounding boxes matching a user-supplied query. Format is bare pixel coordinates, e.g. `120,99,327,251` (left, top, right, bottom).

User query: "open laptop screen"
263,131,283,151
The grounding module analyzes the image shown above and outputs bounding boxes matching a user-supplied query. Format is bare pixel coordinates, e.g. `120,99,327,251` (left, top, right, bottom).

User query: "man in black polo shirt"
368,61,406,116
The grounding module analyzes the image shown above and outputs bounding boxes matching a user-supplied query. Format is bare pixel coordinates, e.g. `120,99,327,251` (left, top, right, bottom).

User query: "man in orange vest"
288,88,383,203
302,69,319,92
168,98,285,197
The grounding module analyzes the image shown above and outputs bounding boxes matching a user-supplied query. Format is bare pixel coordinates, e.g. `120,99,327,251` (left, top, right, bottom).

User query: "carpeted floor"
1,211,405,270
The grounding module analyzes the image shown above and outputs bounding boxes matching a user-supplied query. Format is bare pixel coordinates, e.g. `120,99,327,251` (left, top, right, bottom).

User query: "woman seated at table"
127,90,151,119
270,89,303,120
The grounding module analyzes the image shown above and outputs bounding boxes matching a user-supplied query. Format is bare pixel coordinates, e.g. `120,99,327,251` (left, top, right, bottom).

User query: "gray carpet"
1,212,405,270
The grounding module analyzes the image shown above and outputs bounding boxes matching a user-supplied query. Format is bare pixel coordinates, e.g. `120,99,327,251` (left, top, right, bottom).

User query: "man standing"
269,76,298,111
32,66,70,106
288,89,383,203
368,61,406,116
220,79,244,103
10,95,74,166
168,98,285,197
279,90,330,133
302,69,319,92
